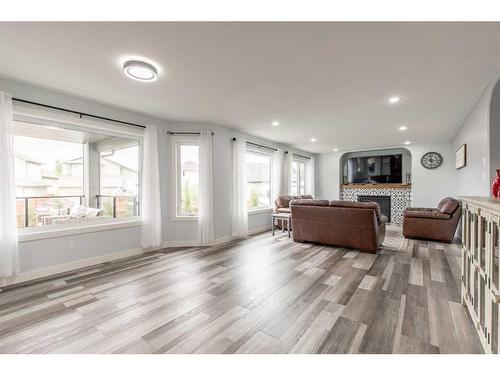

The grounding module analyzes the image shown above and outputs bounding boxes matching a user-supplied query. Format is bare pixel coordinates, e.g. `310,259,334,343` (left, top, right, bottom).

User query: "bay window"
291,158,307,196
13,113,141,228
174,139,200,217
245,150,272,210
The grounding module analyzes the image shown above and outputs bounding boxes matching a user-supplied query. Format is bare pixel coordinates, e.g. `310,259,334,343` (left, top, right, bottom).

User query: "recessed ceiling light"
272,121,280,127
310,138,317,143
333,148,339,152
123,60,158,82
388,96,401,104
404,141,411,145
399,126,407,131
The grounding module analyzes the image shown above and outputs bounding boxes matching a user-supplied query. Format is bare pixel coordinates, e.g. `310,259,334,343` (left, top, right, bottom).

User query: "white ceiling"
1,22,500,153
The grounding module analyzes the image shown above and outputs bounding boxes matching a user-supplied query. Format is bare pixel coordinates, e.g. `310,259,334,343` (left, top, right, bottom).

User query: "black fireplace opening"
357,195,391,222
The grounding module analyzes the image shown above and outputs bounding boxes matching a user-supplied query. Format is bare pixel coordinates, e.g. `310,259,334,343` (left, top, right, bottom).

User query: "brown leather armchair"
403,197,461,243
274,195,313,229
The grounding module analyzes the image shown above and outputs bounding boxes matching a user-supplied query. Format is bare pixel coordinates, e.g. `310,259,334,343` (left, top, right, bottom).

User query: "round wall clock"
421,152,443,169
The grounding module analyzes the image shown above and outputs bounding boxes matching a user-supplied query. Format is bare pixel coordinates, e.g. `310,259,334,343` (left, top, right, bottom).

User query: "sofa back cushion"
290,199,329,207
330,200,381,220
437,197,460,215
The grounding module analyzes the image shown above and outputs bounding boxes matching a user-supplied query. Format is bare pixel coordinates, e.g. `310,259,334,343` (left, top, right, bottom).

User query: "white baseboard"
161,225,271,248
0,246,146,288
0,225,272,288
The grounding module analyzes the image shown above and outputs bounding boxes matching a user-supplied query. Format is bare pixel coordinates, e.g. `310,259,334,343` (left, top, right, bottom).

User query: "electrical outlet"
68,239,76,250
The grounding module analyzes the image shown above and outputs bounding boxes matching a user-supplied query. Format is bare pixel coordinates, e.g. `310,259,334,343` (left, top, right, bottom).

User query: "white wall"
452,85,491,196
406,142,455,207
0,77,314,279
316,141,455,207
489,81,500,185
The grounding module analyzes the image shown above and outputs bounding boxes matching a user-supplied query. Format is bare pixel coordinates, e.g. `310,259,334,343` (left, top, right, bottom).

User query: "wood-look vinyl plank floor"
0,226,483,354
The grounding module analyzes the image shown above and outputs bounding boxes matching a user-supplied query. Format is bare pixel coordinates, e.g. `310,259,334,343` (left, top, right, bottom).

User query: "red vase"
492,170,500,198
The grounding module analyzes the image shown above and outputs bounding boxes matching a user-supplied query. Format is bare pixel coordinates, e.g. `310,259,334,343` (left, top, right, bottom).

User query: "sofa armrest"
404,209,450,220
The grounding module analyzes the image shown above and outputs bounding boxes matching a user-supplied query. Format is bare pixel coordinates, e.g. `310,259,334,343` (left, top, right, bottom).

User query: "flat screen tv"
346,154,402,184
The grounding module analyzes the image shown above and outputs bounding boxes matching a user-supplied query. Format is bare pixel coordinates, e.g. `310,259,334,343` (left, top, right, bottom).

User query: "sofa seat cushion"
404,208,450,220
330,200,381,220
437,197,460,215
290,199,329,207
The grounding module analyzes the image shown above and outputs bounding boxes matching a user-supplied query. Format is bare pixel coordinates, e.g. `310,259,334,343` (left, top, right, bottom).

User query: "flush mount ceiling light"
272,121,280,127
123,60,158,82
399,125,407,131
333,148,339,152
388,96,401,104
310,138,317,142
404,141,411,145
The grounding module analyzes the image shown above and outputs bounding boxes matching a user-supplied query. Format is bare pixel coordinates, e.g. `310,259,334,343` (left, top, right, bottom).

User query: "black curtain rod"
168,131,215,136
232,137,277,152
12,98,147,129
291,152,311,160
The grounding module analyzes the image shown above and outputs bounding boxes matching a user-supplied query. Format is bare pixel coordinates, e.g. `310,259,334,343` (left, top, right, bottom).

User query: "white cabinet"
460,197,500,354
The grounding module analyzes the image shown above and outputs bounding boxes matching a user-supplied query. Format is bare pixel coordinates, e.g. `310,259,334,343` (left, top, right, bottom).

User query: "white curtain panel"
306,155,316,196
231,138,248,238
280,150,291,196
272,148,284,202
198,131,215,244
0,91,19,277
140,125,163,249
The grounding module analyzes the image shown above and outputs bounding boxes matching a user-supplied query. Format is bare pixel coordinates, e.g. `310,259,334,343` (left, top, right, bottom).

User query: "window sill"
248,207,273,215
171,216,198,222
18,218,142,242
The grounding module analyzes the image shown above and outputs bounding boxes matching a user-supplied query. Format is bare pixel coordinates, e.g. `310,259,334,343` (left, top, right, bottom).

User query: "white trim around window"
245,147,273,212
171,136,200,220
291,157,308,196
11,102,144,239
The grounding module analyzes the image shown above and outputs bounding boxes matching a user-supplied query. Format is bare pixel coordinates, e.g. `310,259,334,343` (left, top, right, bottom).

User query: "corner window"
291,159,307,195
245,150,272,210
13,119,141,228
175,141,199,217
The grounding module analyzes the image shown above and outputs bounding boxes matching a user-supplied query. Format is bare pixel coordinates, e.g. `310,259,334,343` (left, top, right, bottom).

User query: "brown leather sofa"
290,199,387,253
402,197,461,243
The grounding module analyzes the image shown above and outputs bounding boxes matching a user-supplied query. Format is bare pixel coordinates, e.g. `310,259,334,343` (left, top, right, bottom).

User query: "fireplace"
358,195,391,222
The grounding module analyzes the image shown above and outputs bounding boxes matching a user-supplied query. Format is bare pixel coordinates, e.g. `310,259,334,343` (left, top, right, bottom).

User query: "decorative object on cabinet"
460,196,500,354
456,144,467,169
405,172,412,185
492,170,500,198
421,151,443,169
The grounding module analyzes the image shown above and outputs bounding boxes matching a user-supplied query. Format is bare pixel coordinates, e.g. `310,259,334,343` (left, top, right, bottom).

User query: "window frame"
291,158,308,196
12,103,144,235
97,141,141,220
172,136,200,220
245,147,273,212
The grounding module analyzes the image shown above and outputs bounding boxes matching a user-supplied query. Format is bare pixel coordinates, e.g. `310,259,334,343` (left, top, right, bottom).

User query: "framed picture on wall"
456,144,467,169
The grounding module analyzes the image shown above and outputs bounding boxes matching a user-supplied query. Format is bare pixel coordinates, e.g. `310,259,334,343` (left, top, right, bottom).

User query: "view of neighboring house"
14,153,49,197
14,153,139,198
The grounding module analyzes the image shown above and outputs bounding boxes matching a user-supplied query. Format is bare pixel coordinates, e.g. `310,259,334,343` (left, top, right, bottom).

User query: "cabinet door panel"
492,301,499,354
492,219,500,292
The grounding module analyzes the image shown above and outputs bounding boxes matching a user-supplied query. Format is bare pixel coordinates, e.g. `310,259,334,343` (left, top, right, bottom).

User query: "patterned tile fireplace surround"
340,185,412,224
